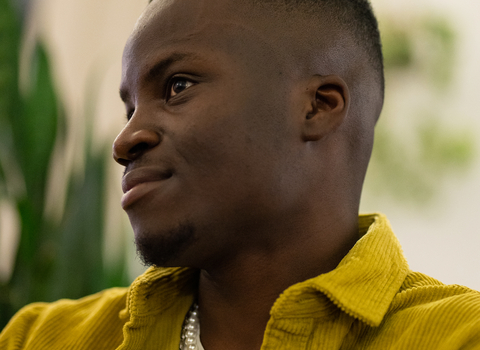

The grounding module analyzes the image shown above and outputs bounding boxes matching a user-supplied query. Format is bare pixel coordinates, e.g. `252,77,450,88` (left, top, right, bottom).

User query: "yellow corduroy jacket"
1,213,480,349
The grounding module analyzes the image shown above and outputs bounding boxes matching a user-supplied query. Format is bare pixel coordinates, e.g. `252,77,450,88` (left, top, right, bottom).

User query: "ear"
302,75,349,142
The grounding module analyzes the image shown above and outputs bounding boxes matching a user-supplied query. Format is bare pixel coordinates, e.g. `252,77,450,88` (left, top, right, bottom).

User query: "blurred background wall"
1,0,479,329
363,0,480,291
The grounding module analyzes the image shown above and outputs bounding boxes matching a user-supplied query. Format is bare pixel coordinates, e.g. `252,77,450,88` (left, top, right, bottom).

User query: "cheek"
180,121,253,179
170,92,251,164
168,77,294,192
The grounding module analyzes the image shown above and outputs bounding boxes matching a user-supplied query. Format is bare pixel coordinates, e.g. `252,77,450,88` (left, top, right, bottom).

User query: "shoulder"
383,271,480,348
0,287,128,350
394,270,480,313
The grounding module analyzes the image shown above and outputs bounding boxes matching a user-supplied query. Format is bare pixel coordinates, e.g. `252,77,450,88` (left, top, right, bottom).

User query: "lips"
121,167,173,208
122,167,173,193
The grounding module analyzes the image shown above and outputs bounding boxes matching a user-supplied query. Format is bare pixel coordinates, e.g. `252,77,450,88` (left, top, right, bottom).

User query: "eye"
169,77,195,99
126,109,135,121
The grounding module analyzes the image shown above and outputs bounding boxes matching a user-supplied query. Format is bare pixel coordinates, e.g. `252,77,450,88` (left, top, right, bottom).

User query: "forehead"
121,0,283,87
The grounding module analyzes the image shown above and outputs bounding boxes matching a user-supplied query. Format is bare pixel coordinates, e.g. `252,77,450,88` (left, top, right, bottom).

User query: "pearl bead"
179,303,200,350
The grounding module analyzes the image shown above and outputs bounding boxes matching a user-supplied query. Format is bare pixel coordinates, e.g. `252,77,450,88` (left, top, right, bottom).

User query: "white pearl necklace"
180,303,200,350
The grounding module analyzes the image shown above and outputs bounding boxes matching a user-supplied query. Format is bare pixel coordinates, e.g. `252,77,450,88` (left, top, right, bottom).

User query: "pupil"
173,80,187,93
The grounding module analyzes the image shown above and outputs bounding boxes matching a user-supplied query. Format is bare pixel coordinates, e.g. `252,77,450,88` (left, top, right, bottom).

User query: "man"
1,0,480,349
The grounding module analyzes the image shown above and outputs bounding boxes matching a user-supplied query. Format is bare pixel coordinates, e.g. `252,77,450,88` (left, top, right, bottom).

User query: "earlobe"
302,75,349,142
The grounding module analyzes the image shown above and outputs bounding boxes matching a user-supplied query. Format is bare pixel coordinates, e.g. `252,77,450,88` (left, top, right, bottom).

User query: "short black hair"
256,0,384,96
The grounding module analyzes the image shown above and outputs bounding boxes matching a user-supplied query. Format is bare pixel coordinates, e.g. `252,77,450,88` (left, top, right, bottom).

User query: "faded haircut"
257,0,384,96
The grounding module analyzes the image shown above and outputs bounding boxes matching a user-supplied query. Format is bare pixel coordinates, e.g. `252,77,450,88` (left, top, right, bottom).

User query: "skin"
113,0,382,349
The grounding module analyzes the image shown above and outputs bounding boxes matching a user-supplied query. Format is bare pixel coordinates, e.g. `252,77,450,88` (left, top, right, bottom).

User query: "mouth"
121,167,174,209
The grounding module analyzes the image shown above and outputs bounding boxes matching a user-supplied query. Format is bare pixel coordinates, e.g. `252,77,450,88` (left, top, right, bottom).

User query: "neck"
197,211,359,350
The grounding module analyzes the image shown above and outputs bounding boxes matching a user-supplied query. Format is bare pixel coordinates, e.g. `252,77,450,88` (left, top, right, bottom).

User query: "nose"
113,122,161,166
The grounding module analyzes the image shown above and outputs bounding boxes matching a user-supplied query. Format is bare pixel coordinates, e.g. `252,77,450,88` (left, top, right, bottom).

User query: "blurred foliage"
0,0,129,329
382,25,414,68
365,15,475,203
420,17,456,88
381,16,455,87
366,116,475,202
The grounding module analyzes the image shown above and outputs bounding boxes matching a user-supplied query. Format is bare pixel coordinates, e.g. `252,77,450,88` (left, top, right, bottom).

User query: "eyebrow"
119,52,201,103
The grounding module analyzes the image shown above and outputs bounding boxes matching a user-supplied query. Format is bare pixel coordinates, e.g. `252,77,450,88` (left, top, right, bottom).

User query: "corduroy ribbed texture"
1,213,480,349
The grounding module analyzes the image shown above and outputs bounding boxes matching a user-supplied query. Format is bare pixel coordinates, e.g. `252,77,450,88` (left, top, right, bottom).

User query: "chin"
134,221,198,267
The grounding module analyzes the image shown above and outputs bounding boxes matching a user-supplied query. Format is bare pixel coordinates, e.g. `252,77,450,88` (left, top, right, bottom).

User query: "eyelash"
126,110,134,121
125,75,195,121
167,76,195,100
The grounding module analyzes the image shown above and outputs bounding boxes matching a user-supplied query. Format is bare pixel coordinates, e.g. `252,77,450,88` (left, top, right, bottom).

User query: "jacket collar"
270,213,409,327
123,214,408,327
121,266,197,319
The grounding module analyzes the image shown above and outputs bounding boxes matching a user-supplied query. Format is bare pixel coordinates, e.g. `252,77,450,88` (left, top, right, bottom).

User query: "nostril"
129,142,151,157
115,157,130,167
113,129,161,165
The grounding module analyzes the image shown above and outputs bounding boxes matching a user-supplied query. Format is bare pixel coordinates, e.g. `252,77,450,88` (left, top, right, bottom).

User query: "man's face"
114,0,305,267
